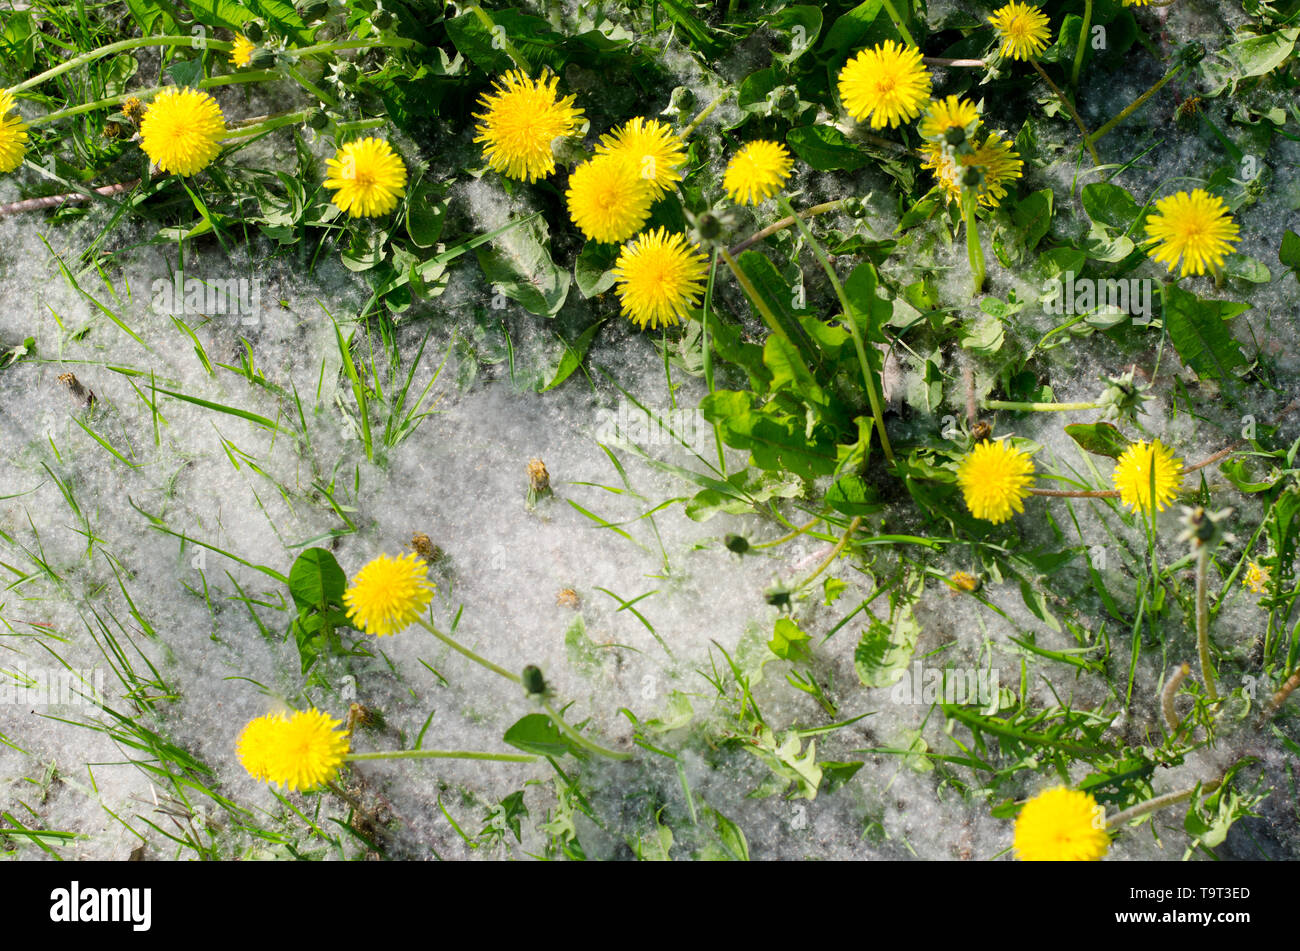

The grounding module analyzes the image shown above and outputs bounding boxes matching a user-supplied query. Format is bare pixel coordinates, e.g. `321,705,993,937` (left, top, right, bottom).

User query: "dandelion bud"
522,665,547,696
724,534,750,555
242,20,264,43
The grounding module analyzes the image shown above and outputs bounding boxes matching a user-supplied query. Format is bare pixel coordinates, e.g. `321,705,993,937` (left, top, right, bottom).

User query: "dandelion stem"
416,617,521,685
682,90,733,138
921,57,986,67
345,749,538,763
1030,59,1101,165
0,179,140,218
1195,544,1218,702
8,36,232,94
30,70,281,127
1105,778,1222,829
1257,664,1300,727
1071,0,1093,90
728,200,847,256
795,517,862,590
719,247,810,372
702,248,727,475
1087,63,1185,145
1029,488,1120,498
879,0,918,47
1161,662,1190,739
542,701,632,760
961,189,985,295
983,400,1104,412
222,109,314,141
776,195,894,464
753,515,824,549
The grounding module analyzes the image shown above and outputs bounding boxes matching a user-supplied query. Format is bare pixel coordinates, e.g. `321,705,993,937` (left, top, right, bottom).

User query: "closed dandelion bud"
372,7,395,29
243,21,264,42
764,582,793,611
335,62,359,85
724,533,750,555
522,665,547,696
249,47,278,70
844,196,867,218
770,86,799,112
300,0,330,21
1179,42,1206,66
944,126,966,148
307,107,330,130
669,86,695,111
696,212,724,241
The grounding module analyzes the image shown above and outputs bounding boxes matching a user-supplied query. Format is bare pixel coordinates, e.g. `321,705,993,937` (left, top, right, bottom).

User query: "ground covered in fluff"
1,0,1299,860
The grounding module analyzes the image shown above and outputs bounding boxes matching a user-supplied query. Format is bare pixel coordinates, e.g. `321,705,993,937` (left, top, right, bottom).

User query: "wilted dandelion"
837,41,931,129
722,140,793,205
1144,189,1240,277
921,132,1023,208
324,137,408,218
1244,561,1270,595
474,70,585,183
139,87,227,176
1013,787,1110,861
343,552,435,637
956,439,1035,524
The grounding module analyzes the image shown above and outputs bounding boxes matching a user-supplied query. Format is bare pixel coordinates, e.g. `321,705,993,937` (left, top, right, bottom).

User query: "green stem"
962,189,985,295
1105,778,1222,829
728,199,846,256
30,70,281,127
795,516,861,590
1072,0,1093,90
982,399,1103,412
285,64,337,107
467,3,529,72
1030,59,1101,165
1196,545,1218,703
1087,63,1185,145
753,515,823,550
223,109,313,141
345,749,538,763
542,700,632,760
416,617,521,685
879,0,917,47
702,248,727,475
290,37,420,57
682,91,733,138
776,195,894,464
8,36,233,95
336,118,388,134
719,247,802,355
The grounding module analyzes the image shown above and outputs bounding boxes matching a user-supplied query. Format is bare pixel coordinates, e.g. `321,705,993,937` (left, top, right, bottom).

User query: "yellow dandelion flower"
1122,0,1152,5
139,87,227,177
238,709,349,791
989,2,1053,61
1244,561,1270,595
1143,189,1240,277
1112,439,1183,515
949,571,980,594
918,95,979,143
0,90,29,175
230,34,256,68
344,551,435,637
324,137,408,218
596,116,687,199
837,41,932,129
1014,787,1110,860
566,153,655,244
921,132,1023,209
612,228,710,330
474,70,585,183
956,439,1036,524
723,140,794,205
236,711,288,781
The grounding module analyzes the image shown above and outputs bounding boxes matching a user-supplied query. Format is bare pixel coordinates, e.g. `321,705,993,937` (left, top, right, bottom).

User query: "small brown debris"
556,588,580,609
57,372,95,407
410,532,442,563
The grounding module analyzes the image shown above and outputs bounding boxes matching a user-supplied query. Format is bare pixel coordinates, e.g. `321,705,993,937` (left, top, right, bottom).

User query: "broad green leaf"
289,548,347,611
1065,422,1132,459
854,605,920,687
1162,284,1249,381
786,125,869,171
